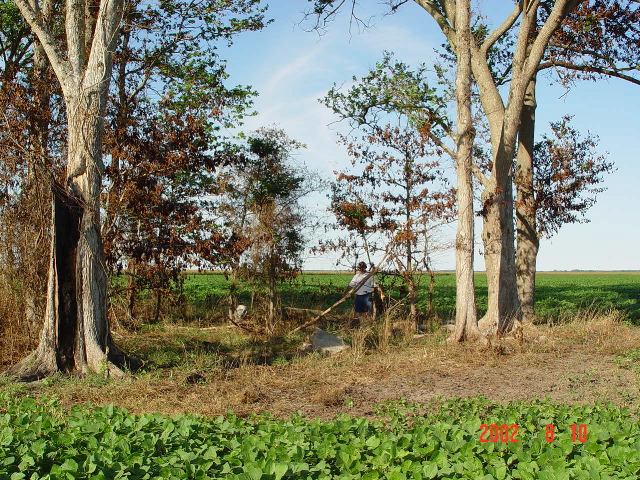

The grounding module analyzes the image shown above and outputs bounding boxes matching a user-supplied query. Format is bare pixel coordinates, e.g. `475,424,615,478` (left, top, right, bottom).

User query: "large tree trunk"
22,0,54,339
6,184,136,380
479,173,521,334
5,0,139,379
515,77,539,325
451,0,480,342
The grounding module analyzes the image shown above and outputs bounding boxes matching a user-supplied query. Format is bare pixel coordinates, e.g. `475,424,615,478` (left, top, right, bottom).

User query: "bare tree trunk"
406,232,417,323
268,256,277,332
427,269,435,319
22,0,54,338
515,77,539,325
408,280,418,322
480,174,521,334
7,185,135,379
153,288,162,324
451,0,480,342
5,0,140,379
227,270,239,320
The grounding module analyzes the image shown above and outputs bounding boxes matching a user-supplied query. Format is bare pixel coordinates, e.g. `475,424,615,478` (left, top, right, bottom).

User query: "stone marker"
310,328,350,356
235,304,248,321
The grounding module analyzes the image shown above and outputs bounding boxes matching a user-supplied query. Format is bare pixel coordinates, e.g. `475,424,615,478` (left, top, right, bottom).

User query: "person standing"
347,261,385,314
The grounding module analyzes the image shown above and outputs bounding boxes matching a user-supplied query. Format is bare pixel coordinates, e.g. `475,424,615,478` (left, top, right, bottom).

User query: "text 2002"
479,424,519,443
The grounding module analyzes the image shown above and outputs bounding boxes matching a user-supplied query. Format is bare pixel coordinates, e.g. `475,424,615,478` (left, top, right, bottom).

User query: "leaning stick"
287,251,391,336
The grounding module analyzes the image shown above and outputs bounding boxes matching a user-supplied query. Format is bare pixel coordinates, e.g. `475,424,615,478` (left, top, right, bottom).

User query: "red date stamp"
479,424,588,443
545,424,588,443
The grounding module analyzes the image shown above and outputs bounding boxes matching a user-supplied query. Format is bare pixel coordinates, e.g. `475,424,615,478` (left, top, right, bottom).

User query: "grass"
181,271,640,324
3,309,640,420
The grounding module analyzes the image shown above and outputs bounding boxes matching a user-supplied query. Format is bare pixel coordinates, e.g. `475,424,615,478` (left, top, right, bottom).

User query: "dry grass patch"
2,310,640,418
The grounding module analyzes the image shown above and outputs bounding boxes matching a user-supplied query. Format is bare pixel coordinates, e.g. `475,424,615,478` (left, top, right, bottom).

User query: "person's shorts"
354,293,372,313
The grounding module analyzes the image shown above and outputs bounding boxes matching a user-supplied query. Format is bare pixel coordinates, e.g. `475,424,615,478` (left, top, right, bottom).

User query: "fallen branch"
287,252,391,336
227,316,262,334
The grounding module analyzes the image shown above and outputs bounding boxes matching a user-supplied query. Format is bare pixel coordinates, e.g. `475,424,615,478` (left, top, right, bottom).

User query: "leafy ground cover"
2,275,640,479
182,272,640,323
1,394,639,480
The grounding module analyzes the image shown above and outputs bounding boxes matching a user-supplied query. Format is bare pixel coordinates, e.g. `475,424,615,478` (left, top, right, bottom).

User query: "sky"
222,1,640,272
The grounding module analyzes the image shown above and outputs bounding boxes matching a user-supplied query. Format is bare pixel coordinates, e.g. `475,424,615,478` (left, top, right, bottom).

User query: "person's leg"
354,295,367,313
364,293,373,313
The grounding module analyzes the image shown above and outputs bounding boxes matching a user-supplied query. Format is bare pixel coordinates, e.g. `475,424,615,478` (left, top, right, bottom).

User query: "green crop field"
3,272,639,479
182,272,640,323
2,394,639,479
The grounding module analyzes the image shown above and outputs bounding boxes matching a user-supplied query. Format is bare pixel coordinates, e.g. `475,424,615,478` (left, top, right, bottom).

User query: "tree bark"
408,280,418,322
6,185,136,379
479,175,521,334
268,257,277,332
515,77,539,325
451,0,480,342
5,0,140,379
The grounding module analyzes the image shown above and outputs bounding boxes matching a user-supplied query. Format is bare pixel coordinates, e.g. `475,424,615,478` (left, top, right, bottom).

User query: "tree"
321,54,458,322
0,0,66,357
6,0,135,379
307,0,584,335
101,0,266,323
321,50,479,331
450,0,480,342
430,1,633,323
514,0,639,323
216,127,314,332
325,124,455,322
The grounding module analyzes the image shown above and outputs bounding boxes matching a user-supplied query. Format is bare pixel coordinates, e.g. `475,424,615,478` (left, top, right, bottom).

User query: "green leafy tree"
216,127,316,332
326,125,455,322
2,0,268,378
321,54,460,324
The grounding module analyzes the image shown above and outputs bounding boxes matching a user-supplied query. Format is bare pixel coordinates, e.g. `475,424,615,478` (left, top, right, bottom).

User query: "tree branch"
12,0,72,86
84,0,124,89
472,163,490,188
66,0,86,77
524,0,582,82
413,0,456,46
539,61,640,85
287,249,392,336
480,1,523,56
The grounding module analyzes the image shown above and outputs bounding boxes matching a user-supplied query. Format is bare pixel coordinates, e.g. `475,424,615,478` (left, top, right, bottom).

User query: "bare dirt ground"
7,312,640,419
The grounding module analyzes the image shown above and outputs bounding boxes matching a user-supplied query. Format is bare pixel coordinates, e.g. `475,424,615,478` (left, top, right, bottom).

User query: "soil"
8,313,640,420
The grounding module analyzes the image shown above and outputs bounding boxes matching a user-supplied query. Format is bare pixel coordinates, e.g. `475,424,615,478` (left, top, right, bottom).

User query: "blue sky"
222,1,639,271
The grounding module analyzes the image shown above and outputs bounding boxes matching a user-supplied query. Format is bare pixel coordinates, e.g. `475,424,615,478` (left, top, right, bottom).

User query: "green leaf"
59,458,79,473
365,436,381,449
422,463,438,479
0,427,13,446
242,465,263,480
272,462,288,480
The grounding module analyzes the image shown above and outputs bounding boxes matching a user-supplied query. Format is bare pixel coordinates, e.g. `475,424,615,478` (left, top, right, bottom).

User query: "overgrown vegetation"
3,271,638,370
